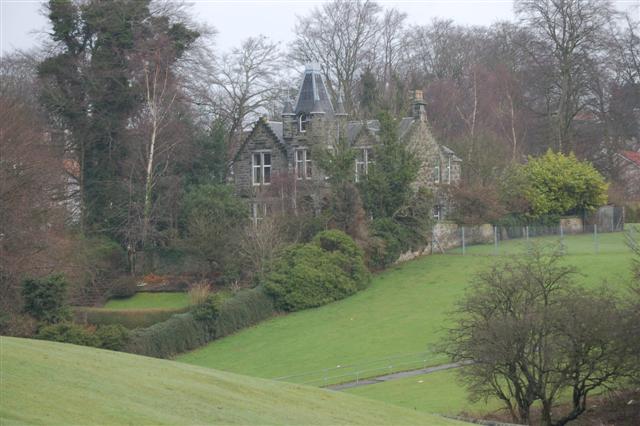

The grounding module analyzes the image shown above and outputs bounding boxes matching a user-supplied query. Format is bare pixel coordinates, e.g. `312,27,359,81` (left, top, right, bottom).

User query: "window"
355,147,374,182
252,151,271,185
251,203,268,225
446,156,452,184
298,114,308,132
433,161,441,184
295,148,312,180
433,205,441,221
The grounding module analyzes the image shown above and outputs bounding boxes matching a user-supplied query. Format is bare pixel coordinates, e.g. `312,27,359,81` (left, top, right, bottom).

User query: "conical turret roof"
294,63,334,117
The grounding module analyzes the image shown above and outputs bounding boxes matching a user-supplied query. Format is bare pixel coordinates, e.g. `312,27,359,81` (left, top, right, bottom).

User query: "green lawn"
345,368,504,416
0,337,464,426
177,230,634,387
104,292,190,309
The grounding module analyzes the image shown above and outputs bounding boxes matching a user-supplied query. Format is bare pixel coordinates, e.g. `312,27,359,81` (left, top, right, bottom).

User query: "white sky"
1,0,638,57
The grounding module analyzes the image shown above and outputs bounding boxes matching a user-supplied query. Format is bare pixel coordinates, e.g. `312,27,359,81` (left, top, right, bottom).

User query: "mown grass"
177,230,634,387
345,368,504,416
104,292,190,309
0,337,464,426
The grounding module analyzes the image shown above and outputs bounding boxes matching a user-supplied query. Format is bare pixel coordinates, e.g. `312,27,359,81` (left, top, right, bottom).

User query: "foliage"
94,324,131,350
21,274,71,324
108,276,138,299
443,243,632,425
359,112,420,219
72,306,189,329
450,184,507,225
314,136,368,240
188,282,211,306
182,184,248,279
368,218,413,268
503,150,608,219
265,230,370,311
214,286,275,338
191,293,224,323
125,312,211,358
37,323,100,347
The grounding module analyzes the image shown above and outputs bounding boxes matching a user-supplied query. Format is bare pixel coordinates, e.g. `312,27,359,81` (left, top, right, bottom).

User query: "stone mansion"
230,64,461,223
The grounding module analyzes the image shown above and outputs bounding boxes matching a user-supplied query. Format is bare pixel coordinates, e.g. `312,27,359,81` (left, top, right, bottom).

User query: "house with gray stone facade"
230,63,461,223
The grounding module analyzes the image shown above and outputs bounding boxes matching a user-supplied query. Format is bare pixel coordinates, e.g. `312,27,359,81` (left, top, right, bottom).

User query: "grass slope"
345,369,503,416
0,337,463,425
178,231,633,384
104,292,190,309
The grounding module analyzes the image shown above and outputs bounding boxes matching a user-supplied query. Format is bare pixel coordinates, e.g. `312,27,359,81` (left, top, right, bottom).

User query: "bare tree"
515,0,616,153
290,0,382,112
190,36,282,156
444,244,633,425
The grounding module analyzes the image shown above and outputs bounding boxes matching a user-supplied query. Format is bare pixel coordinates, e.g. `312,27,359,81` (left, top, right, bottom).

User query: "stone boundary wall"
396,217,586,263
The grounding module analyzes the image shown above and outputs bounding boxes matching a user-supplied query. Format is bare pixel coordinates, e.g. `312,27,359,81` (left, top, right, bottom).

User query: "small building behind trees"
230,63,461,223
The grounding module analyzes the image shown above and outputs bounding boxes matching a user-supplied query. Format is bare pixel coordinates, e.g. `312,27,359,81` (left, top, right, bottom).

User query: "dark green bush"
215,287,274,338
37,323,100,347
125,312,211,358
22,274,71,324
369,218,411,269
95,324,130,350
192,294,223,322
265,230,370,311
108,276,138,299
73,306,189,329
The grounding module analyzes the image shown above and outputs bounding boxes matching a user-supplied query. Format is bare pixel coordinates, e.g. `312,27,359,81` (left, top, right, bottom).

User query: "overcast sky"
1,0,638,57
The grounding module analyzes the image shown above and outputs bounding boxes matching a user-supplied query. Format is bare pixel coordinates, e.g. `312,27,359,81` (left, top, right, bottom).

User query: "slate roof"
294,64,334,117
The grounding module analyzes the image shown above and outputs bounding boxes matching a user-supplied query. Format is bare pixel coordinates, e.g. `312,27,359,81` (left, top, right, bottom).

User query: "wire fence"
273,350,448,387
434,215,631,257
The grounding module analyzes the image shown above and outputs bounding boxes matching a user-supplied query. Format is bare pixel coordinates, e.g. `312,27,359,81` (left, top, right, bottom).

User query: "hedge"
215,287,274,338
123,286,275,358
73,306,190,329
124,312,210,358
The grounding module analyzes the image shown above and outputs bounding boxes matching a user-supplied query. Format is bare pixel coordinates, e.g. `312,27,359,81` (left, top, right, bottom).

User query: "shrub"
215,287,275,338
191,294,223,323
95,324,130,350
22,274,71,324
125,312,210,358
368,218,410,269
37,323,100,347
72,306,189,329
108,275,138,299
265,230,370,311
502,150,608,219
188,282,211,306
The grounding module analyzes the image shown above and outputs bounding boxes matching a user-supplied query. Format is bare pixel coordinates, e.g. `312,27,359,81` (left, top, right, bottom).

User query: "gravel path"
326,361,471,391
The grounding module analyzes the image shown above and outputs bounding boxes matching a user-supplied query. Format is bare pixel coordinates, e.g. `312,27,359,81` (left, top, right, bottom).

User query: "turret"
294,63,335,142
335,90,348,143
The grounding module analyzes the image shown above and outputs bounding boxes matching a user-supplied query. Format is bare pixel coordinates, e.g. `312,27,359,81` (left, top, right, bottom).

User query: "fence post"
594,224,599,254
560,223,565,253
494,226,498,255
461,226,466,256
356,371,360,384
526,225,530,241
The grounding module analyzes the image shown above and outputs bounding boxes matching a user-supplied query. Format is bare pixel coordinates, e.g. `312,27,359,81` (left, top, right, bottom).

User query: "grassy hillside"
345,368,503,416
177,231,633,385
0,337,464,425
103,292,190,309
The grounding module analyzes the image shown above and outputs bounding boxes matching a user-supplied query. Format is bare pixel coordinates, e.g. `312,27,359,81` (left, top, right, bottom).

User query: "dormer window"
298,114,308,132
252,151,271,185
295,148,312,180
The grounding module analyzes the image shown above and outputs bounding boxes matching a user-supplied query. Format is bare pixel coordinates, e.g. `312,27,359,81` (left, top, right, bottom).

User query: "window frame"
252,150,272,186
295,148,312,180
355,146,374,182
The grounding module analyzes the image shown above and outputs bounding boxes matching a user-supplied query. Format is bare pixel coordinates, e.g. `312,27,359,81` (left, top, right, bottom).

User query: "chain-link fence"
433,207,629,256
